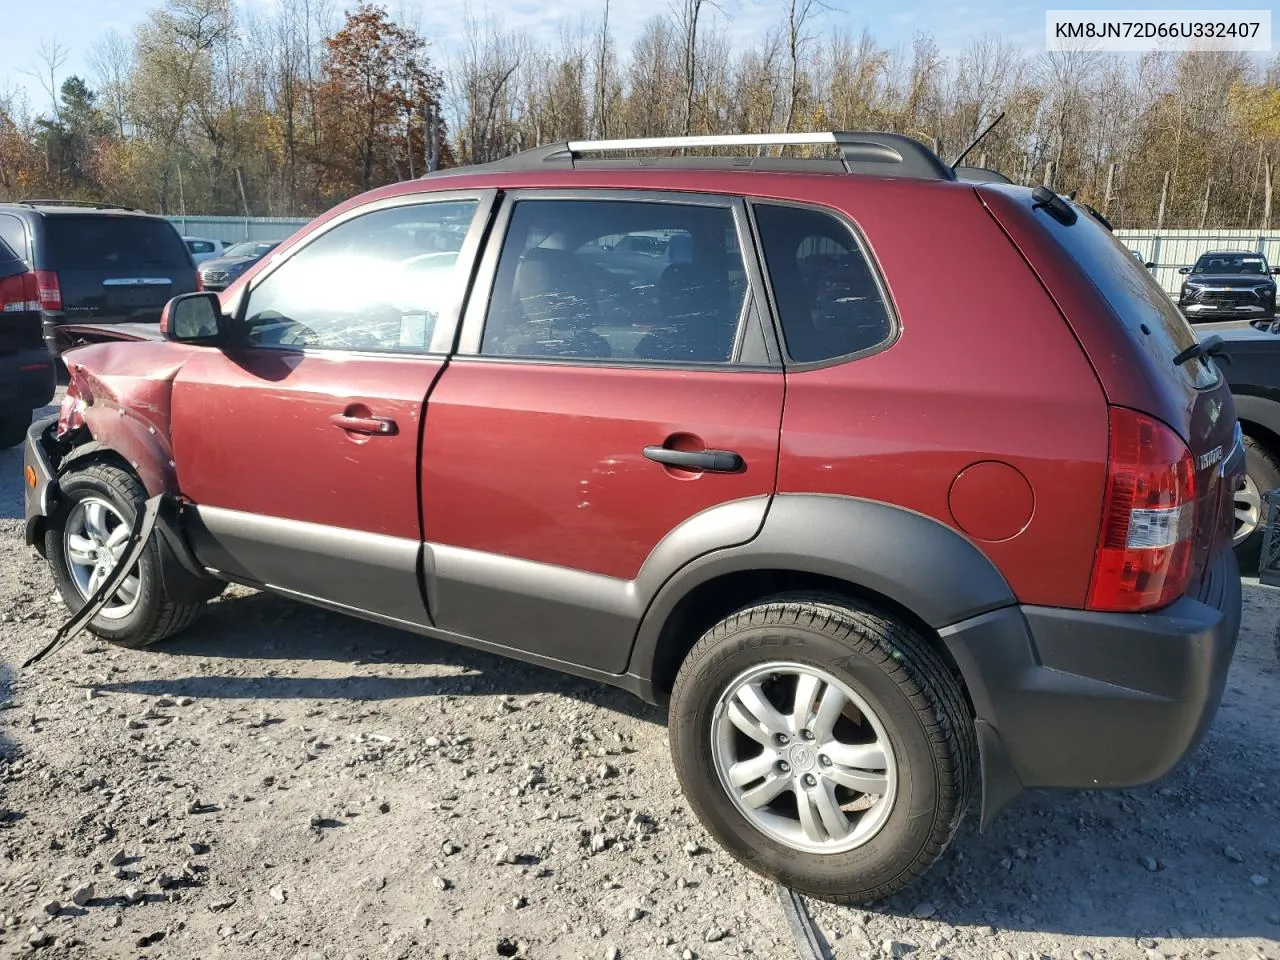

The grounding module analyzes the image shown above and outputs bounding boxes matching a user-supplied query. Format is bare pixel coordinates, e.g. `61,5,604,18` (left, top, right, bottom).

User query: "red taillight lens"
34,270,61,310
0,271,40,313
195,271,204,292
1087,407,1196,613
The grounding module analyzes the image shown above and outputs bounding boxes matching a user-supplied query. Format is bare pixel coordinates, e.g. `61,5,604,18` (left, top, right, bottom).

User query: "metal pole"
235,167,251,240
1102,162,1117,218
1156,171,1170,231
1198,178,1212,229
1265,157,1274,232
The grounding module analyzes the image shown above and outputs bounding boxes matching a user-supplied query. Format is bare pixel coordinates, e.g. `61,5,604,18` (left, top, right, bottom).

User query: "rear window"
44,215,192,272
1040,207,1218,389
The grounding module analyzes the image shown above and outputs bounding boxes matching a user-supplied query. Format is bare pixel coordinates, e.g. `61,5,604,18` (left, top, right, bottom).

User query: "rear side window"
0,215,28,260
187,239,216,254
1040,208,1218,389
44,216,192,272
752,202,893,363
480,198,748,364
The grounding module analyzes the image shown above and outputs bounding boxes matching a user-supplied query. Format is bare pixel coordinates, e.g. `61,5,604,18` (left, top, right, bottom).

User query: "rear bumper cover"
942,546,1241,824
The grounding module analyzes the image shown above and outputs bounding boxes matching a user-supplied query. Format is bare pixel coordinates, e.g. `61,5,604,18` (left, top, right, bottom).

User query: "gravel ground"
0,407,1278,960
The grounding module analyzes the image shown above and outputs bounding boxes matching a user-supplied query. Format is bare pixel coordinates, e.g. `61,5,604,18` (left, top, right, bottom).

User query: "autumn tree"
314,3,444,197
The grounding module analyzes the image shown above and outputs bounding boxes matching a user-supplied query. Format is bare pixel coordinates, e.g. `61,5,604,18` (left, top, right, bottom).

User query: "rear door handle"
643,445,744,473
330,413,398,436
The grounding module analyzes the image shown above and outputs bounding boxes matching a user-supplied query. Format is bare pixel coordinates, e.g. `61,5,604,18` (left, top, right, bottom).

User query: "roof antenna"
949,111,1006,170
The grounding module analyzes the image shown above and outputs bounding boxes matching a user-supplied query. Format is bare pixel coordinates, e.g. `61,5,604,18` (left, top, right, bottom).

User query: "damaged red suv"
23,132,1243,903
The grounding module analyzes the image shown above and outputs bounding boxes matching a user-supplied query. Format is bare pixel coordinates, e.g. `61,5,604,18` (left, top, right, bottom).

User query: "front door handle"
330,413,398,436
643,445,744,473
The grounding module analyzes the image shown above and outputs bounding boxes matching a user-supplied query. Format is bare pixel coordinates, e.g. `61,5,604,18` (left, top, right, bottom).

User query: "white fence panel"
165,215,312,245
1115,229,1280,294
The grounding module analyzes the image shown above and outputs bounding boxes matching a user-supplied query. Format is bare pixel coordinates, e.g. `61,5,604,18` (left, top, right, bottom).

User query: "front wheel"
668,594,975,904
45,461,206,648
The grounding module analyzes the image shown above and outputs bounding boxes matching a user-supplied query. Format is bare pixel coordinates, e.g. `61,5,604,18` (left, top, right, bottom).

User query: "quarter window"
242,200,478,354
752,203,893,363
0,215,27,260
480,199,748,364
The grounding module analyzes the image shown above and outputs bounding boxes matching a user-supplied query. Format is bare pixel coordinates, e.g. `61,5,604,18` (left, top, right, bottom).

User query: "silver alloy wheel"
63,496,141,620
710,662,898,855
1235,474,1262,546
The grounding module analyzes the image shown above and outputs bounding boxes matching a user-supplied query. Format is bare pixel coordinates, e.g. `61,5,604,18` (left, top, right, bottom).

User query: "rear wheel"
45,461,206,648
1234,436,1280,574
0,409,30,448
668,593,975,904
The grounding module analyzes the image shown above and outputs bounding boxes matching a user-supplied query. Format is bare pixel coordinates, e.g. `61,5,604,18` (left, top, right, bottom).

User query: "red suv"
22,132,1244,903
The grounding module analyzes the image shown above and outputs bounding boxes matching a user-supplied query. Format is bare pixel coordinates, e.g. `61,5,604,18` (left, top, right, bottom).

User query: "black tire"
0,409,30,448
668,593,975,904
45,461,206,648
1234,435,1280,575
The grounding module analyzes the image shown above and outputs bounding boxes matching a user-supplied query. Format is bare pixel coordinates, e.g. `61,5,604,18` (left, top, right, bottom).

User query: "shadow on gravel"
87,581,1280,940
94,588,664,725
859,582,1280,941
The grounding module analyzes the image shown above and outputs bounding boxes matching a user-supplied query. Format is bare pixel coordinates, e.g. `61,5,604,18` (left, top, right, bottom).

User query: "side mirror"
1145,262,1156,270
161,292,226,343
1178,266,1191,275
1272,266,1280,275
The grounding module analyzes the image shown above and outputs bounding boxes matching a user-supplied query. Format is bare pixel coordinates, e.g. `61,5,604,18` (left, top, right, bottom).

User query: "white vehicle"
183,236,225,264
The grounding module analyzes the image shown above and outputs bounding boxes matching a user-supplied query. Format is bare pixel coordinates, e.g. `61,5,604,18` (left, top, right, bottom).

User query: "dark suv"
1179,250,1279,322
0,235,54,447
0,201,200,357
22,132,1244,903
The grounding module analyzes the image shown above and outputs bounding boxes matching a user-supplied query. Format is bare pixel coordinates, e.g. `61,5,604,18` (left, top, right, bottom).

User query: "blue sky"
0,0,1254,117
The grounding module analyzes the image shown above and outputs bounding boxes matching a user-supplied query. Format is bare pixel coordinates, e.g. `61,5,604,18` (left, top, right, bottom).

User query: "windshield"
1192,253,1269,276
224,242,276,258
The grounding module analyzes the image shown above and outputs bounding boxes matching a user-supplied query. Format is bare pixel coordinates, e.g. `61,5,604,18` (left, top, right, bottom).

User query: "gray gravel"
1,412,1278,959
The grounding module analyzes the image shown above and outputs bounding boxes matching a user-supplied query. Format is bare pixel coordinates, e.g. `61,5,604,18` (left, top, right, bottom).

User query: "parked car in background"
1185,316,1280,571
197,241,279,291
0,200,200,358
184,236,226,264
0,234,54,447
23,131,1243,904
1179,250,1279,322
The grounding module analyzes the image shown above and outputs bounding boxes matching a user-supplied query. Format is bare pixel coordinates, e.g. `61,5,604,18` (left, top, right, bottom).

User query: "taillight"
195,271,204,292
0,271,40,313
34,270,62,310
1087,407,1196,612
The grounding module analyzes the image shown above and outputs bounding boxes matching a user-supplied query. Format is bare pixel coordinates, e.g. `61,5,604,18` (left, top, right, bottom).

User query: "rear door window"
1039,208,1218,389
751,202,894,363
44,216,192,272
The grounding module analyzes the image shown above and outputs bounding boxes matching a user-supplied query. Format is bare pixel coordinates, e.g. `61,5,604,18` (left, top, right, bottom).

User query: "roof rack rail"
473,131,957,181
18,198,136,211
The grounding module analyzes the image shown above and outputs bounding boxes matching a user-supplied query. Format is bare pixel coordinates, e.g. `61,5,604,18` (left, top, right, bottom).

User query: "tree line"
1,0,1278,228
